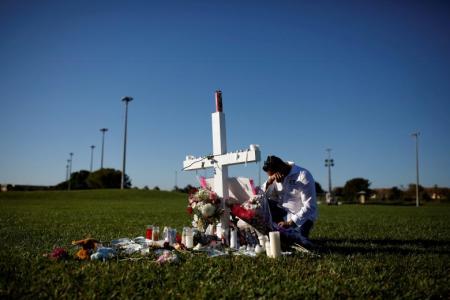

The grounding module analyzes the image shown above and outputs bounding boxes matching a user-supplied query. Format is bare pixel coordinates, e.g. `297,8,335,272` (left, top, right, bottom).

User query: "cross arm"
183,148,261,171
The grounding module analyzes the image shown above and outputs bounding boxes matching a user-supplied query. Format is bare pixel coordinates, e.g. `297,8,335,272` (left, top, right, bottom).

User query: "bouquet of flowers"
187,188,223,232
230,194,273,234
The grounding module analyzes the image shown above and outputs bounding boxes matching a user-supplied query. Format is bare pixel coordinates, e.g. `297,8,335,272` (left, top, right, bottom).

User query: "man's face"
266,170,284,182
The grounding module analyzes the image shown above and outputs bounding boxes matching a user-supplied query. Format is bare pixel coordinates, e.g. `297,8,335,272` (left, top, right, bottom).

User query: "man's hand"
267,172,284,185
278,220,294,228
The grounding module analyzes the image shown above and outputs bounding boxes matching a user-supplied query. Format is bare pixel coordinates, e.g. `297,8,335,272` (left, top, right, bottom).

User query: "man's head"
262,155,290,177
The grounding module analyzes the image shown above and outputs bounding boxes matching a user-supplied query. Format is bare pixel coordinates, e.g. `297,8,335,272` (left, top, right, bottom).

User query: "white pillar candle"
216,224,223,239
265,241,271,257
259,236,267,248
255,245,264,255
269,231,282,258
230,228,238,249
185,234,194,249
181,232,186,246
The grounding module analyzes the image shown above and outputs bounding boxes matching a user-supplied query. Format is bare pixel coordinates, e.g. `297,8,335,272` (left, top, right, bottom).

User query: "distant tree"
54,170,90,190
315,181,324,195
153,186,160,191
333,187,344,197
404,184,430,202
71,170,91,189
178,184,196,194
387,186,404,201
443,188,450,201
143,185,149,190
86,168,131,189
343,178,371,202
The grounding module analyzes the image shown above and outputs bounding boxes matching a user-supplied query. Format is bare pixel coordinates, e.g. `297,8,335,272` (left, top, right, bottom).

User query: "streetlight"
411,132,420,207
325,148,335,204
100,128,108,169
90,145,95,172
68,152,73,191
65,160,70,181
121,96,133,189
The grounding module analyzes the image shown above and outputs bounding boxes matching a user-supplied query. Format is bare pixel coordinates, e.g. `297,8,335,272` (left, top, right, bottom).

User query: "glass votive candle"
146,225,153,240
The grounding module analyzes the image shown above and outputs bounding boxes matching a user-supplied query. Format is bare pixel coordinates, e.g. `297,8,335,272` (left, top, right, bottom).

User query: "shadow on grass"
311,238,450,255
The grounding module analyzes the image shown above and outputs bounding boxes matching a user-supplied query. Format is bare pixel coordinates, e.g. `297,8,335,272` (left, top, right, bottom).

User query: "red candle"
146,225,153,239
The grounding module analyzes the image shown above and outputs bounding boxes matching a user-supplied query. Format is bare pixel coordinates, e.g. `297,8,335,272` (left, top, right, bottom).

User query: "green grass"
0,190,449,299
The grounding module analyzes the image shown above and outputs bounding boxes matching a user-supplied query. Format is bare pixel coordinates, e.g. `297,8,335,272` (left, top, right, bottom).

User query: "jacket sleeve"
290,171,317,227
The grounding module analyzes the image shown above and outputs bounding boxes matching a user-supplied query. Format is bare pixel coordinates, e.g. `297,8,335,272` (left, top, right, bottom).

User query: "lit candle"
230,228,238,249
152,226,159,241
265,240,271,257
255,245,264,255
259,235,267,248
269,231,282,258
181,227,188,245
185,228,194,249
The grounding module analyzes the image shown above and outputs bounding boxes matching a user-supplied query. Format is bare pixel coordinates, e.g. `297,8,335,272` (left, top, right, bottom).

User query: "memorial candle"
145,225,153,240
265,240,271,257
230,228,238,249
152,226,159,241
185,228,194,249
269,231,282,258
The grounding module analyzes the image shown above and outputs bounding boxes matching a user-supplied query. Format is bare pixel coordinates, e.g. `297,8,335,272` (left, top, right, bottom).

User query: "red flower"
186,206,193,214
188,187,198,195
230,204,255,221
209,192,217,201
49,247,68,260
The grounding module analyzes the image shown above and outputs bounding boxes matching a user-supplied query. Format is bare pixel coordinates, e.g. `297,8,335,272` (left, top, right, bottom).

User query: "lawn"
0,190,449,299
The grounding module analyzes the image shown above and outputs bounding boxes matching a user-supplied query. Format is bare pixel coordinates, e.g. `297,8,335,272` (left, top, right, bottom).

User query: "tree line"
171,177,449,204
4,173,449,203
54,168,131,190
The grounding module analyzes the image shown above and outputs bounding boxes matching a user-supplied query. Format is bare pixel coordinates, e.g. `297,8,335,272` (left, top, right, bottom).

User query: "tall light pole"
121,96,133,189
90,145,95,172
100,128,108,169
174,170,178,189
68,152,73,191
411,132,420,207
325,148,335,204
66,160,70,181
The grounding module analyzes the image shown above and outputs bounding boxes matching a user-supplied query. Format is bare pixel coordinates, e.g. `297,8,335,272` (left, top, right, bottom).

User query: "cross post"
183,90,261,242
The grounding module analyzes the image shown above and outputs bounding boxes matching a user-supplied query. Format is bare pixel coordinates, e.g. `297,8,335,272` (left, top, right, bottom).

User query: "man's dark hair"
262,155,286,172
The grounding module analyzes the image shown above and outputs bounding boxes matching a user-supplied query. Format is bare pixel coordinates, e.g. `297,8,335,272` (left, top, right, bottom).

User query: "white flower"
201,203,216,217
197,189,209,201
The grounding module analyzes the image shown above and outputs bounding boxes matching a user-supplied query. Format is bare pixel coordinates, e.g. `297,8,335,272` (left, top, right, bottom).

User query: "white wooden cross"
183,90,261,236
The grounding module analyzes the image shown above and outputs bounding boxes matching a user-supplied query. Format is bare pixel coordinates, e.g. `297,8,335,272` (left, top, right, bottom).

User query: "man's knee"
299,219,314,238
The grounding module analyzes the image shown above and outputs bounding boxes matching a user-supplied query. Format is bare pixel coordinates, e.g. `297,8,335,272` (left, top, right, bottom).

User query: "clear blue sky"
1,0,449,190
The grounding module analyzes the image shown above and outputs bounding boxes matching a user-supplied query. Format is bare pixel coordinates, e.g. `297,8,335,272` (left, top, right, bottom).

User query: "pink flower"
209,192,217,201
49,247,68,260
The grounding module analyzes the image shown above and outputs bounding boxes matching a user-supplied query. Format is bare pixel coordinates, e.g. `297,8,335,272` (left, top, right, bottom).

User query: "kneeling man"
262,155,318,245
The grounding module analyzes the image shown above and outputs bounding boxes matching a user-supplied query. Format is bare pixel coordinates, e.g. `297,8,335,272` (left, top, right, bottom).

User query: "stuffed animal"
72,238,100,260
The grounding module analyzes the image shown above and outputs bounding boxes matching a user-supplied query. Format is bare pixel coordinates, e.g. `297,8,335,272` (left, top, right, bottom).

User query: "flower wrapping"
230,194,273,234
187,188,223,231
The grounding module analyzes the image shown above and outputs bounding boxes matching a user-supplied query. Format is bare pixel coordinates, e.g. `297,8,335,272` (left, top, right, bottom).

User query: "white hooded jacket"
264,163,318,227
